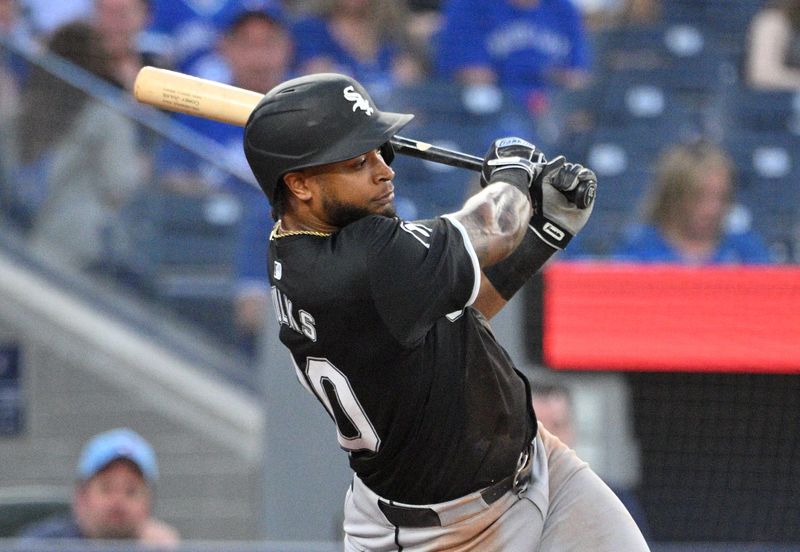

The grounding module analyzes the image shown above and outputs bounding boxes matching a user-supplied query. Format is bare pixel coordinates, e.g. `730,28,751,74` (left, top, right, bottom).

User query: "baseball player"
243,73,649,551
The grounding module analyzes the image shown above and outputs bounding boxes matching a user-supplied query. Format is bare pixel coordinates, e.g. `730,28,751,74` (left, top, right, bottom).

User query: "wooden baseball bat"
132,66,483,170
133,67,595,208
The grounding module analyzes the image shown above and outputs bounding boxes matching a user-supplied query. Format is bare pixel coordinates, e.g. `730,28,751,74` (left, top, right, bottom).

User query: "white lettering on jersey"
271,287,318,341
400,221,433,249
271,286,285,323
343,86,374,116
282,295,301,332
273,260,282,280
299,311,317,341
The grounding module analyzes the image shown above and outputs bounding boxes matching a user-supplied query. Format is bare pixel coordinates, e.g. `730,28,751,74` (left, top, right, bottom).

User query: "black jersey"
268,214,536,504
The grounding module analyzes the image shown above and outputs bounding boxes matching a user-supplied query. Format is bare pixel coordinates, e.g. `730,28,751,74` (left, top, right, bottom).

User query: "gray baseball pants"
343,423,650,551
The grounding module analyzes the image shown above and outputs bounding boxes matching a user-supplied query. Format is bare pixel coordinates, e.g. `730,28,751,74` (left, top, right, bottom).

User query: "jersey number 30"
293,356,381,453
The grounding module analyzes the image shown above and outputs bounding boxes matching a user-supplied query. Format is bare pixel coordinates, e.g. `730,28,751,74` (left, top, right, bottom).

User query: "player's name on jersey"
271,287,317,341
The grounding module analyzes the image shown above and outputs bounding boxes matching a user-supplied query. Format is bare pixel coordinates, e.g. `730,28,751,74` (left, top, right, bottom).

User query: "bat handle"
390,135,483,171
390,136,595,210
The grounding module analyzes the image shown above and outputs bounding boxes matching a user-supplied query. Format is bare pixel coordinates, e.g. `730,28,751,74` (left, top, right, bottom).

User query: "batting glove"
480,137,546,196
530,156,597,250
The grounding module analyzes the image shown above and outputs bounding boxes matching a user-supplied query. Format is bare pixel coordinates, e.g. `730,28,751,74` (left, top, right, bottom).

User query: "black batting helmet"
244,73,414,203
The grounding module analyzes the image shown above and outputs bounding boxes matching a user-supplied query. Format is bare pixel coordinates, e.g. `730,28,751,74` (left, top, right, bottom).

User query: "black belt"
378,444,534,528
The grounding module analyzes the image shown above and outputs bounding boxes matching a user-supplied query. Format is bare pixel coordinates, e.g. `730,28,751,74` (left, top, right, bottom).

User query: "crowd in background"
1,0,797,357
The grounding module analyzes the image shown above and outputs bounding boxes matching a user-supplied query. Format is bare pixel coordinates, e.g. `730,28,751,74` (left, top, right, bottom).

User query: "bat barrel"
134,66,263,126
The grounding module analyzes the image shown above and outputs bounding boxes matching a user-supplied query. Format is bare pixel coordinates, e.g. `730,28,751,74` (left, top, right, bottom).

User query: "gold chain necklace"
270,220,332,239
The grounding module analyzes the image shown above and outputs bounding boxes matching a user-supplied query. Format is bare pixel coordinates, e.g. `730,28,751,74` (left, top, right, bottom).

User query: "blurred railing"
0,35,265,388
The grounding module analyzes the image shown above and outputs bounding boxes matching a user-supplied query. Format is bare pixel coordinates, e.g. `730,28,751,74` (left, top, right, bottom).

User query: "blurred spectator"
18,428,179,546
435,0,591,119
405,0,443,68
291,0,425,103
18,0,93,37
16,21,146,268
572,0,661,31
92,0,168,90
158,1,291,357
613,141,773,264
189,0,292,93
531,379,652,540
745,0,800,90
145,0,240,72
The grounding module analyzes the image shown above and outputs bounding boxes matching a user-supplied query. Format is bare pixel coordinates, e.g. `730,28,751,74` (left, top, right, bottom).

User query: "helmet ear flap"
380,141,395,166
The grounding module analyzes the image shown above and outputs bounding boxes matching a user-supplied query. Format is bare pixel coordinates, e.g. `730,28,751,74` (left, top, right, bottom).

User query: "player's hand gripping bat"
133,66,595,209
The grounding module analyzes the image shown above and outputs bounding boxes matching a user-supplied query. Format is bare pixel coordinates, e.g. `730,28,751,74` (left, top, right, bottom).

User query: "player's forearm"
450,183,532,267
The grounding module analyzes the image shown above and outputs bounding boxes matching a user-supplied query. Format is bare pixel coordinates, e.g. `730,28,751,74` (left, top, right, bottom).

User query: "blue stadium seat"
723,131,800,262
597,22,730,109
545,83,606,159
719,86,800,137
117,188,243,341
596,80,704,133
575,124,694,177
665,0,764,38
123,189,242,279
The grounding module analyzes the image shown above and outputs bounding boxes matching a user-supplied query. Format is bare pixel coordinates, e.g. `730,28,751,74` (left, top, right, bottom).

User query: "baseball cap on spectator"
216,0,287,32
77,428,159,482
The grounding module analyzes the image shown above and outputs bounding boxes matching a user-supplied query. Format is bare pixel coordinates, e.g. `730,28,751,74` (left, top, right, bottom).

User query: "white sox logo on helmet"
343,86,374,116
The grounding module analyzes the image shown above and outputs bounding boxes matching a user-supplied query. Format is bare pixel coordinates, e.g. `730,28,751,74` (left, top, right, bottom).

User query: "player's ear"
282,171,313,202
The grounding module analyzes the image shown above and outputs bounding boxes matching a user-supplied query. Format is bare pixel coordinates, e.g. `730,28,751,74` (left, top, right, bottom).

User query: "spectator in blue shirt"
290,0,424,104
613,142,774,264
435,0,591,117
145,0,241,72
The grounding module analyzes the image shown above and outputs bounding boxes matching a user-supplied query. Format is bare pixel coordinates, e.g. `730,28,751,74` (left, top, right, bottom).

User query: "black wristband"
490,167,531,197
483,225,557,301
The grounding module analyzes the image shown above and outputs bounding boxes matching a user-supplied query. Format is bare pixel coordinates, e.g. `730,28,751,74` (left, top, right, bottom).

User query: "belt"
378,444,534,528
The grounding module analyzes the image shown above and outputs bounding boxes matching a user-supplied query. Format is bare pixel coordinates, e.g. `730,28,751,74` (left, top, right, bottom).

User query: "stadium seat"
116,188,243,342
544,82,608,159
665,0,764,37
596,80,704,134
723,131,800,262
122,189,241,279
598,22,730,110
575,124,692,179
719,86,800,137
0,485,70,537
